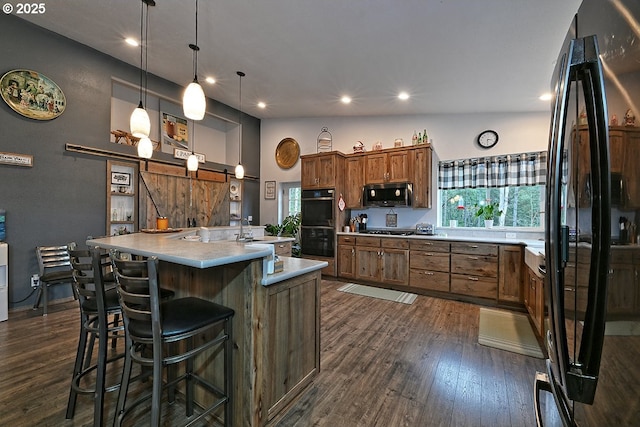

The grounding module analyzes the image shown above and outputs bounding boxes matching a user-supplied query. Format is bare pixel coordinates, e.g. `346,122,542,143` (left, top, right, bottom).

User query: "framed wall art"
265,180,276,200
111,171,131,186
161,111,189,149
0,69,66,120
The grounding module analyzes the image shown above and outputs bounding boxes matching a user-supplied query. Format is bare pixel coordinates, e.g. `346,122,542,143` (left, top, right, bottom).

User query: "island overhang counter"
88,233,327,426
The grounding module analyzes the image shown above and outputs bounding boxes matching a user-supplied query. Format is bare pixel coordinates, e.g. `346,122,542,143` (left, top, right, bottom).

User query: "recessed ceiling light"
539,93,552,101
205,76,216,84
341,96,352,104
257,101,266,109
125,37,139,47
398,91,410,100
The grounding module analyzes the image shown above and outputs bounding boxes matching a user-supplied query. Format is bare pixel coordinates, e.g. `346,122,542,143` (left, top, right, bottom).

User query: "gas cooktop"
360,229,415,236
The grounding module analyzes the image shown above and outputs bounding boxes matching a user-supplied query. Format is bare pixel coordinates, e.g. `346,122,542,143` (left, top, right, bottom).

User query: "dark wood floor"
0,279,547,426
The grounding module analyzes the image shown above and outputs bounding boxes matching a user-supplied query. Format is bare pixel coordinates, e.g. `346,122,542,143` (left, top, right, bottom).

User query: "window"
280,182,301,220
438,151,546,228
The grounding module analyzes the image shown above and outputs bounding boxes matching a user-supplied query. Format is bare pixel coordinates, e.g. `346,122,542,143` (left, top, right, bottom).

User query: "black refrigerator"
535,0,640,425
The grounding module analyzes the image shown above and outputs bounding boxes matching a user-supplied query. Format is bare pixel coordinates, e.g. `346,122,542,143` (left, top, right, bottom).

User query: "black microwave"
362,183,413,207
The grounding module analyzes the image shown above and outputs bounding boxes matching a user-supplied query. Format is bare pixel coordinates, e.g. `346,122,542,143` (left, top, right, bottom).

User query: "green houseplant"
264,212,301,256
474,202,503,227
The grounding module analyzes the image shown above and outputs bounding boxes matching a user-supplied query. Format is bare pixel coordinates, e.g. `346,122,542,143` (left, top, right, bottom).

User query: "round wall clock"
0,69,66,120
477,130,499,149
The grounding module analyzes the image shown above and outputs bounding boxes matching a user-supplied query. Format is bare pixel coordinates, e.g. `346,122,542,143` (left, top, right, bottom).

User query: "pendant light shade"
235,163,244,179
187,153,199,171
183,0,206,121
137,136,153,159
130,102,151,138
183,78,206,120
131,0,152,141
236,71,245,179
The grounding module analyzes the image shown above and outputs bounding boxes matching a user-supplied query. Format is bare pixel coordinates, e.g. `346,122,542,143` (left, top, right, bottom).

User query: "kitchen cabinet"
409,240,450,292
301,152,340,189
525,265,545,337
364,149,410,184
450,242,498,300
354,236,409,285
411,146,432,208
106,160,138,236
344,155,365,208
498,245,523,304
337,235,357,279
622,127,640,208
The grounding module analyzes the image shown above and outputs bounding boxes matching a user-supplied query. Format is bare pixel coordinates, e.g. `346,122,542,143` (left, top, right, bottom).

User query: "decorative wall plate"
275,137,300,169
0,69,66,120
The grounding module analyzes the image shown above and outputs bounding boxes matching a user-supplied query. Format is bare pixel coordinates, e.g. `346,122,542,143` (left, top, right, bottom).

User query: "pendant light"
187,123,199,171
183,0,206,121
137,136,153,159
130,0,153,139
235,71,245,179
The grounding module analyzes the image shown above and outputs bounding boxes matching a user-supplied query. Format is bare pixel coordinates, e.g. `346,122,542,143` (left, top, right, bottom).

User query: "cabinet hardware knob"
468,276,479,281
470,245,479,249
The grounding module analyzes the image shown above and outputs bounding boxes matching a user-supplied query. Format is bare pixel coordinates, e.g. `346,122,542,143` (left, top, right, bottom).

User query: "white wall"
260,112,551,227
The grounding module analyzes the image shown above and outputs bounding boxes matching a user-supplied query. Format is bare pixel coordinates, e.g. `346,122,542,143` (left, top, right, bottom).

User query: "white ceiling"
18,0,581,119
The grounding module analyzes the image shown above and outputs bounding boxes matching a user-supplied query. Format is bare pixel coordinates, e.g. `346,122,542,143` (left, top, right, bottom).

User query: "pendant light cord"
238,71,244,164
193,0,199,80
144,0,149,108
138,0,144,106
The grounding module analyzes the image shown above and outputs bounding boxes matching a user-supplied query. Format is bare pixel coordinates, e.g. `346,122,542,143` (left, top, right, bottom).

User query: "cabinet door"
337,245,356,279
623,129,640,208
380,248,409,285
365,153,387,184
356,246,381,282
345,156,364,208
572,128,591,208
301,157,318,189
107,160,138,236
609,129,625,173
387,150,409,182
317,155,336,188
498,245,523,304
412,147,432,208
608,261,635,317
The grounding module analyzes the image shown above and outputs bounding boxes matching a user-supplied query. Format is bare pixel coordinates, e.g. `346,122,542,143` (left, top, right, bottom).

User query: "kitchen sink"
525,246,545,278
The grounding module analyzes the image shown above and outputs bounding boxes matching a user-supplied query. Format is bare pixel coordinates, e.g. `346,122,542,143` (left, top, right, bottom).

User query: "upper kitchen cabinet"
364,149,410,184
301,152,343,189
622,127,640,208
344,155,365,208
411,146,432,208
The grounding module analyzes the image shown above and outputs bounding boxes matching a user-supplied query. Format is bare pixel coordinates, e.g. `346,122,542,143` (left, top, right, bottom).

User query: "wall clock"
477,130,499,149
0,69,66,120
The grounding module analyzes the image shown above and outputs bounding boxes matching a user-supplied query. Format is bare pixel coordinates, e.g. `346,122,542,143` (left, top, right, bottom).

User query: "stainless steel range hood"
362,183,413,207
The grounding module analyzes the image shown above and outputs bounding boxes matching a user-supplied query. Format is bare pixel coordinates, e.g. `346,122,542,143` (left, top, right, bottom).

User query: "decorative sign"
111,171,131,186
0,151,33,167
0,69,66,120
265,180,276,200
161,112,189,149
173,148,205,163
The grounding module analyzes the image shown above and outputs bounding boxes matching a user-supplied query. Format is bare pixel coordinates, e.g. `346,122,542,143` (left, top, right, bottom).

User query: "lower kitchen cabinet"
450,242,498,300
337,235,357,279
409,240,450,292
498,245,523,304
354,237,409,285
525,266,545,336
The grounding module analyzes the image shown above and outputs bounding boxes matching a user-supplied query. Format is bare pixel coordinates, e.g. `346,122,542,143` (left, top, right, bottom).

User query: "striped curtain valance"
438,151,548,190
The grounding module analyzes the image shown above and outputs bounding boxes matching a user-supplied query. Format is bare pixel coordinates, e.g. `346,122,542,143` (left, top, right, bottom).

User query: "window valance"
438,151,548,190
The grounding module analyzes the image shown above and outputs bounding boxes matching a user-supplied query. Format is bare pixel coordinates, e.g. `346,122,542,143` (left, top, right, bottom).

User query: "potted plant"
264,212,302,256
474,202,503,228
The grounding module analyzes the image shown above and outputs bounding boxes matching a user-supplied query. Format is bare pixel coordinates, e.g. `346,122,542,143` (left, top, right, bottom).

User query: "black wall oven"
301,189,335,257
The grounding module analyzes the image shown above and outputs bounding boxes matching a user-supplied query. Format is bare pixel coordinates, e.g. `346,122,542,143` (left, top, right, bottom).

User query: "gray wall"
0,15,261,310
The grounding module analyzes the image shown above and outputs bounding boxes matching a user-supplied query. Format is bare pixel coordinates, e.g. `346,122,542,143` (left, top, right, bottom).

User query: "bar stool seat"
112,254,234,427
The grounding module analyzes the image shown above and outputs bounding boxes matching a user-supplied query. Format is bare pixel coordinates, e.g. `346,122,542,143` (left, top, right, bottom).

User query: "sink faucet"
236,217,253,242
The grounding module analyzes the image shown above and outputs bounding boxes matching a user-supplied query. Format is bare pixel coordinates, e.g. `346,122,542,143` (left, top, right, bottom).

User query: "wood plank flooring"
0,279,546,426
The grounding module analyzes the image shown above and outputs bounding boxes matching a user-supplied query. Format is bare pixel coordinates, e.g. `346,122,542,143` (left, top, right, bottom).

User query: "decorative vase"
484,219,494,228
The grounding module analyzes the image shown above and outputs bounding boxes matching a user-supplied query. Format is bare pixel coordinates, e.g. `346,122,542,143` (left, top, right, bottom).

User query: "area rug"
337,283,417,304
581,321,640,336
478,307,544,358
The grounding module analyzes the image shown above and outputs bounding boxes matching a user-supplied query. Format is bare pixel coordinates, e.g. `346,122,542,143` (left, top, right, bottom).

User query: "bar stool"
112,254,234,427
65,245,124,426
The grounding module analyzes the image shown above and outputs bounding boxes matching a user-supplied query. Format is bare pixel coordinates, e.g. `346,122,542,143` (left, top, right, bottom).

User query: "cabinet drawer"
410,252,449,272
382,238,409,249
410,269,450,292
451,242,498,257
356,236,381,247
274,241,292,256
410,240,450,253
450,274,497,299
338,235,356,245
451,254,498,277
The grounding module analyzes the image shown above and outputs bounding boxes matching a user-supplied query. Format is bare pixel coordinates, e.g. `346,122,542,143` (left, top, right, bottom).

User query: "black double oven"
300,189,335,258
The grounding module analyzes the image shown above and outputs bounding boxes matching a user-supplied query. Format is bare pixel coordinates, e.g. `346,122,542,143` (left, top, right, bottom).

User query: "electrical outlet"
505,232,517,239
247,215,253,222
30,274,39,288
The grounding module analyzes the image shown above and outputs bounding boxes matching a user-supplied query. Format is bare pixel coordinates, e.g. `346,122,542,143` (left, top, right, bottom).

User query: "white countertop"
337,231,544,247
261,257,328,286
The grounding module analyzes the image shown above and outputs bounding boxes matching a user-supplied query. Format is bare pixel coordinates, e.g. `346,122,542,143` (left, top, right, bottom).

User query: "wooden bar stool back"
112,254,234,427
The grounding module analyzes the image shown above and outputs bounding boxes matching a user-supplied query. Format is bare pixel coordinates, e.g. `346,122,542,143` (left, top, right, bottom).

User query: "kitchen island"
88,233,326,427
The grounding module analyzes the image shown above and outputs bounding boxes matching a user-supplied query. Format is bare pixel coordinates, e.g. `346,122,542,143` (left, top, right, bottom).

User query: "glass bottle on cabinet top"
229,178,242,225
106,160,138,235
